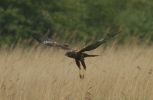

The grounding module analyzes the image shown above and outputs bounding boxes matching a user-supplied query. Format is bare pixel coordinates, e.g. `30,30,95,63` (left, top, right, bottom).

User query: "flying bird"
32,33,117,79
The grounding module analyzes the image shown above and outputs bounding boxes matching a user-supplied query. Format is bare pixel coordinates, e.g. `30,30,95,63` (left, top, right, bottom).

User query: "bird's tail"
85,54,99,57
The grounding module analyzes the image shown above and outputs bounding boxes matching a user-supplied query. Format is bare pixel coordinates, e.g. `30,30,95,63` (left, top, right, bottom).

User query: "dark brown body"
65,51,98,70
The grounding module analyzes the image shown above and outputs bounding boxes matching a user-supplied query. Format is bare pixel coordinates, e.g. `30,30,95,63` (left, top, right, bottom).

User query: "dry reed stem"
0,46,153,100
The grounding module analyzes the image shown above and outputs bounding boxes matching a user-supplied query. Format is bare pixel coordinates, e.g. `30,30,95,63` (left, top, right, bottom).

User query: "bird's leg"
81,60,86,70
80,60,86,79
79,69,84,79
75,59,81,70
75,59,84,79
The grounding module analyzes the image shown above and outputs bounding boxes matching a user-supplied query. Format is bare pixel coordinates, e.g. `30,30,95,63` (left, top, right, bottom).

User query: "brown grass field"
0,45,153,100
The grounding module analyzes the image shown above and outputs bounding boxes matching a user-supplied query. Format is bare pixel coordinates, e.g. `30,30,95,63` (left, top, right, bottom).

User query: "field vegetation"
0,45,153,100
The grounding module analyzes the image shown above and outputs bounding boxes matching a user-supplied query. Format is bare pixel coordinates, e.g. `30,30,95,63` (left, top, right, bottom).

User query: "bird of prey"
32,33,117,79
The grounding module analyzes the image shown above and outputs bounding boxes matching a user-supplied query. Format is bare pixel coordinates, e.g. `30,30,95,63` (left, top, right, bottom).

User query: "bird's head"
65,50,76,58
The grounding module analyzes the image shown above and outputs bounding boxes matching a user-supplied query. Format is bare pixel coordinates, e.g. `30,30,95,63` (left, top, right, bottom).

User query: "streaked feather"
32,33,72,50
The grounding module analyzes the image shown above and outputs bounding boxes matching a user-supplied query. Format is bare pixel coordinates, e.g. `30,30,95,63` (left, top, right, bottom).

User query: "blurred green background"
0,0,153,47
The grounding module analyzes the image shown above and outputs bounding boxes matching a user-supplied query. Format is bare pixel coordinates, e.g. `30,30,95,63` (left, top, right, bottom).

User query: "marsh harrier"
32,33,117,79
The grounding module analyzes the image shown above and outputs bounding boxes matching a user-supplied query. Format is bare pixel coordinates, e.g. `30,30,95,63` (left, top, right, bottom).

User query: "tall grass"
0,46,153,100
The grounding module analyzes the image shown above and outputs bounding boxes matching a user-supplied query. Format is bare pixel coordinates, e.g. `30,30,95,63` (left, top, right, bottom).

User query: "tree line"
0,0,153,47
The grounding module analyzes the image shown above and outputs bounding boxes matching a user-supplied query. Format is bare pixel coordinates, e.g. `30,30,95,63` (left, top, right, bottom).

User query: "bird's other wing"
32,33,72,50
78,38,106,53
32,33,55,46
104,32,119,41
55,43,73,50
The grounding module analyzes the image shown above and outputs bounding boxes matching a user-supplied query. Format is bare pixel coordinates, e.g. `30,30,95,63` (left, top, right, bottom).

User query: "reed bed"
0,46,153,100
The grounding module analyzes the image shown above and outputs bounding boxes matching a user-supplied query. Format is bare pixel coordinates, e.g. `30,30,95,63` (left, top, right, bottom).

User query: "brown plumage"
32,33,117,79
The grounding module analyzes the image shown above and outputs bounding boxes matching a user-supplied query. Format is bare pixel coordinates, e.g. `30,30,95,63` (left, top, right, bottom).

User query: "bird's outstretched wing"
78,39,106,53
32,33,72,50
78,33,118,53
32,33,53,44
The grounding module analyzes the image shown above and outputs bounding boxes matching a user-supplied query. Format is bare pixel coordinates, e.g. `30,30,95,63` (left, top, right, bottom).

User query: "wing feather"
32,33,72,50
78,39,106,53
78,33,118,53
